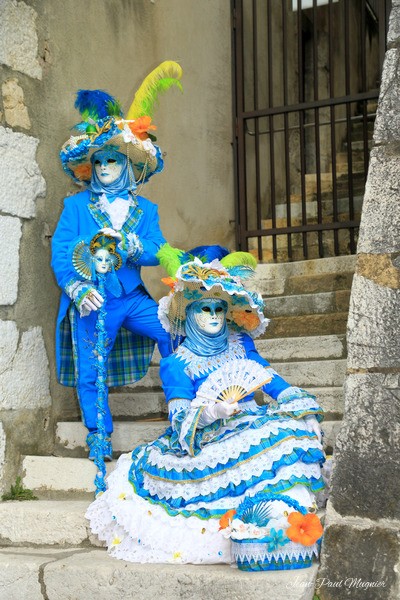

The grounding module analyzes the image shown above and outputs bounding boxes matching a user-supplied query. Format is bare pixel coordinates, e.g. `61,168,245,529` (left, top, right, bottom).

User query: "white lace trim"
232,539,318,564
97,194,135,230
148,415,318,472
268,398,321,415
176,333,246,378
86,454,319,564
168,398,191,420
142,438,322,501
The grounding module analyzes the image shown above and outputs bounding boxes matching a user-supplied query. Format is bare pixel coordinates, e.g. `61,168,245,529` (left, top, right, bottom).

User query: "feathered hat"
60,61,183,186
157,244,269,340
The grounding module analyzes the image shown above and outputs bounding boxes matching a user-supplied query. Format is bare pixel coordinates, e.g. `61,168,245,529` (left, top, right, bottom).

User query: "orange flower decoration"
72,163,92,181
286,512,323,546
231,310,259,331
219,509,236,531
161,277,177,290
128,116,157,140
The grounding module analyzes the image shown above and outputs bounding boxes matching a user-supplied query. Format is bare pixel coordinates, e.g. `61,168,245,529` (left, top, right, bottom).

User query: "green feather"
220,252,258,269
157,243,185,277
127,61,183,120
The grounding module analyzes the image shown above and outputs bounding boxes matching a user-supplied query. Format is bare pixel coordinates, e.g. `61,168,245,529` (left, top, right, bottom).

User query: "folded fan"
197,359,272,404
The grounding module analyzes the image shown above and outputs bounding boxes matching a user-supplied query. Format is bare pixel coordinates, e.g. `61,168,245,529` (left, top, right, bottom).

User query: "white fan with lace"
196,359,272,404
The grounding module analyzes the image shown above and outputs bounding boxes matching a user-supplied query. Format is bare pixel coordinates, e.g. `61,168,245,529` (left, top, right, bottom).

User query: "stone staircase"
0,255,355,599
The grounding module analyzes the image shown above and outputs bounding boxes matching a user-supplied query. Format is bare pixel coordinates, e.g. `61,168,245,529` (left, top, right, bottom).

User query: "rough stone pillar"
317,4,400,599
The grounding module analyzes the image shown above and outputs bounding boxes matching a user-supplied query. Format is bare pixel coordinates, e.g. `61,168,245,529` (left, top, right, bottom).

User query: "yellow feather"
127,61,183,120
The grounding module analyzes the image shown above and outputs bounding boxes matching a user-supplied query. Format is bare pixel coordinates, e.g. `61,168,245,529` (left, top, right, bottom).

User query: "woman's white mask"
94,248,113,274
194,302,226,334
94,155,123,185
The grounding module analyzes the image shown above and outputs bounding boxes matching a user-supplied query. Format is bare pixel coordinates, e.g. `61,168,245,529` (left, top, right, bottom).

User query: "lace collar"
176,333,246,378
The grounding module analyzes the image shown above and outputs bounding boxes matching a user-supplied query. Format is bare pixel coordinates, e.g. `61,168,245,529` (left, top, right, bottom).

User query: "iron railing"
232,0,391,262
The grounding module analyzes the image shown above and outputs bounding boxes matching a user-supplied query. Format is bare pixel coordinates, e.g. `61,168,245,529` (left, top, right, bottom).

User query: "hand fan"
197,359,272,404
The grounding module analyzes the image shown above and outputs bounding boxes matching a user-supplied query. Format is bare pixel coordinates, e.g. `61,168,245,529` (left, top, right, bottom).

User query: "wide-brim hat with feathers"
157,244,269,339
60,61,182,186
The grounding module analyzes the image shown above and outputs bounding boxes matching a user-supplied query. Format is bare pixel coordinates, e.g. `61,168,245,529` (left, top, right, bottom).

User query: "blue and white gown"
86,332,325,563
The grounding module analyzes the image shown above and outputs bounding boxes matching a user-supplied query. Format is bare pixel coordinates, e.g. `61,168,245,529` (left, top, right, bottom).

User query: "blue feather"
239,500,273,527
226,265,255,280
182,245,230,264
74,90,123,120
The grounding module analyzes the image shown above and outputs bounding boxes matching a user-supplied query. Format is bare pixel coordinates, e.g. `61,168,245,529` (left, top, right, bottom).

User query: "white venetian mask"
94,248,113,274
93,152,123,185
194,301,226,335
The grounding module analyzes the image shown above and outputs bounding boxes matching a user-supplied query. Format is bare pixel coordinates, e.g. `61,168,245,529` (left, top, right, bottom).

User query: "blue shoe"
86,432,113,462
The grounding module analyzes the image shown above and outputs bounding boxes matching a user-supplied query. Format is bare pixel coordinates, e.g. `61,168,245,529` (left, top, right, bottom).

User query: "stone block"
0,218,22,305
347,274,400,369
0,0,42,79
0,500,91,547
318,523,399,599
374,49,400,144
256,335,346,362
0,326,51,410
0,127,46,219
388,4,400,45
109,391,166,418
272,360,346,388
43,549,318,600
329,373,400,520
357,147,400,254
0,320,19,374
0,422,5,487
2,78,31,129
0,548,83,600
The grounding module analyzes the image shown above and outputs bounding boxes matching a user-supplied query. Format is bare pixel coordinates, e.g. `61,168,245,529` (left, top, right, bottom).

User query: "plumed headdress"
60,61,183,188
157,243,269,340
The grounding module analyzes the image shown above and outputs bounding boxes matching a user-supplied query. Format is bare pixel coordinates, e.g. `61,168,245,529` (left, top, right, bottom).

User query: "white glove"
100,227,123,242
78,288,104,316
198,401,238,428
304,415,322,443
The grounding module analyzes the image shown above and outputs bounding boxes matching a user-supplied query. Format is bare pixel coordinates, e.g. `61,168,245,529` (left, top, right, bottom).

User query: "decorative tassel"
126,61,183,120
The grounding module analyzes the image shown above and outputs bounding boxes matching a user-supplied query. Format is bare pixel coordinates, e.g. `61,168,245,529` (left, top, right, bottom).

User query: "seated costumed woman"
86,245,325,568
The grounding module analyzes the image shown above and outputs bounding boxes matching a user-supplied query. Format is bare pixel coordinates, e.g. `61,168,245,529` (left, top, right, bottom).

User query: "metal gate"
232,0,391,262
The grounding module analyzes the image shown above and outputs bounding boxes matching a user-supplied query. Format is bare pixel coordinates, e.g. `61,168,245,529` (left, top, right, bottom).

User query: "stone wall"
0,0,234,493
317,3,400,598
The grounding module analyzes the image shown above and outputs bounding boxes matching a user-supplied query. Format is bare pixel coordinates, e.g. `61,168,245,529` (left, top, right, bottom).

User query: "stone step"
109,390,166,419
265,290,350,318
25,419,341,495
263,312,349,338
0,547,318,600
55,397,343,458
256,334,346,362
271,359,346,388
252,255,356,297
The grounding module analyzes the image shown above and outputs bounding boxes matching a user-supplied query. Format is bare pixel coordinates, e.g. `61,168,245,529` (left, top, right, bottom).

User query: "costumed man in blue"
86,245,325,567
52,62,182,461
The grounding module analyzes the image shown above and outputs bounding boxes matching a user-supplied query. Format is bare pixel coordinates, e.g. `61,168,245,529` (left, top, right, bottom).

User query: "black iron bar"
245,220,360,237
344,0,355,254
329,0,339,256
313,0,323,257
252,0,262,260
282,0,292,260
267,0,277,260
297,0,308,259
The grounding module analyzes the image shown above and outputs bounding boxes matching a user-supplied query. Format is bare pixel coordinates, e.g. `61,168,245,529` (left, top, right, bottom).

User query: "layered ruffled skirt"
86,398,325,564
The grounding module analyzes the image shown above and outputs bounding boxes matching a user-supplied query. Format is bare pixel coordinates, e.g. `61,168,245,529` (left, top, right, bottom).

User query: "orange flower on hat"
128,116,157,140
219,509,236,531
72,162,92,181
286,512,323,546
231,310,259,331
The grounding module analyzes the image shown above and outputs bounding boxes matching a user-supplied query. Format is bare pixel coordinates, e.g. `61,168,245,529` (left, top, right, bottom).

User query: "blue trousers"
74,285,171,434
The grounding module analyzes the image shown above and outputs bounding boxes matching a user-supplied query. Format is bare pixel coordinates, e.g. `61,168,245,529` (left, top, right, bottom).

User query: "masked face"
193,300,227,334
94,248,112,274
93,150,124,185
